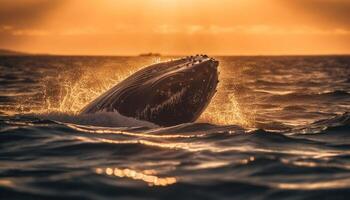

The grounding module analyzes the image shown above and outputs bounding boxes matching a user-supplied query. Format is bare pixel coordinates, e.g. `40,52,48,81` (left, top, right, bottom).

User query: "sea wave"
21,111,159,128
1,56,350,199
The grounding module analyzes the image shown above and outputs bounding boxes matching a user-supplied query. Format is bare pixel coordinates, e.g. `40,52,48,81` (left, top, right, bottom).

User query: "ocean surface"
1,55,350,200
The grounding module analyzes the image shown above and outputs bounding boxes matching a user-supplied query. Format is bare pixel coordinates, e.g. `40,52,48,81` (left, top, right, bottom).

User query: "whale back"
80,55,219,126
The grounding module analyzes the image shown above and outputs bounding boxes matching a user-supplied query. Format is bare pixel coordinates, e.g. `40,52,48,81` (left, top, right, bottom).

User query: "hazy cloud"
279,0,350,28
0,0,349,54
153,24,350,36
0,0,64,28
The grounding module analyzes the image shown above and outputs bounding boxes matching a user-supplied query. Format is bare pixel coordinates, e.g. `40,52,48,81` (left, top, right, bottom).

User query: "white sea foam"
27,111,159,128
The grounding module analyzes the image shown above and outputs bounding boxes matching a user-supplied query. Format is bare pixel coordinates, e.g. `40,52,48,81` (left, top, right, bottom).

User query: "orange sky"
0,0,349,55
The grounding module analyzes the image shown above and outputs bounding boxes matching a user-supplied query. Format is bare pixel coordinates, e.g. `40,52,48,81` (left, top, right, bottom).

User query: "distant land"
0,49,29,56
0,49,162,57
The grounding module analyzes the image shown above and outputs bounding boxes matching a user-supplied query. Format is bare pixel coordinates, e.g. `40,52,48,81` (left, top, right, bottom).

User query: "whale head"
80,55,219,126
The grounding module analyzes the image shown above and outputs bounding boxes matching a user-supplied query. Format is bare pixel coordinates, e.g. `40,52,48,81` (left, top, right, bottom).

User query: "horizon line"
1,48,350,57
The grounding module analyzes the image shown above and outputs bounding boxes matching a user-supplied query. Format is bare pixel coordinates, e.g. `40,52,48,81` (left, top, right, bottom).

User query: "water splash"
16,62,143,115
199,64,256,127
200,92,255,127
12,57,254,127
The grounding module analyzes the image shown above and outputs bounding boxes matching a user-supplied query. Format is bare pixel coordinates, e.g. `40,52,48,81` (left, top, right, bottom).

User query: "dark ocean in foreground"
1,55,350,200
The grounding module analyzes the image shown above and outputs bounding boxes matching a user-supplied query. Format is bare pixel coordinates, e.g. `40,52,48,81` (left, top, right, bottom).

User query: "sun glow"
1,0,349,55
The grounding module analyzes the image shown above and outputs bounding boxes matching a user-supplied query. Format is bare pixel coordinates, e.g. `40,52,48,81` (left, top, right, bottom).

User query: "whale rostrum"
80,55,219,126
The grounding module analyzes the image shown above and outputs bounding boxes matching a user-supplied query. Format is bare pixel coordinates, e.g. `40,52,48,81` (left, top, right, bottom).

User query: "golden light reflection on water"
95,167,177,187
75,136,196,152
281,158,350,170
0,179,14,187
65,123,206,138
75,133,344,160
273,178,350,190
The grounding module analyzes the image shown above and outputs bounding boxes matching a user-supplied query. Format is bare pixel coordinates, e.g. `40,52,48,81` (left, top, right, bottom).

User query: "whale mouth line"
139,87,188,119
80,55,219,126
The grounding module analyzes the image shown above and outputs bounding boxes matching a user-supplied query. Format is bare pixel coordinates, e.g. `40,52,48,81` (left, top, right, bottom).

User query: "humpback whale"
80,55,219,126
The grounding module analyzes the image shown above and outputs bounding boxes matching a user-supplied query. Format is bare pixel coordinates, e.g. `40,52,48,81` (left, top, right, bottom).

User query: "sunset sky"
0,0,349,55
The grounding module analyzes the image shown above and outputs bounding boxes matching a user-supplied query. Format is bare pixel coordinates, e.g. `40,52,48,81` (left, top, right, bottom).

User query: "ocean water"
1,55,350,200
